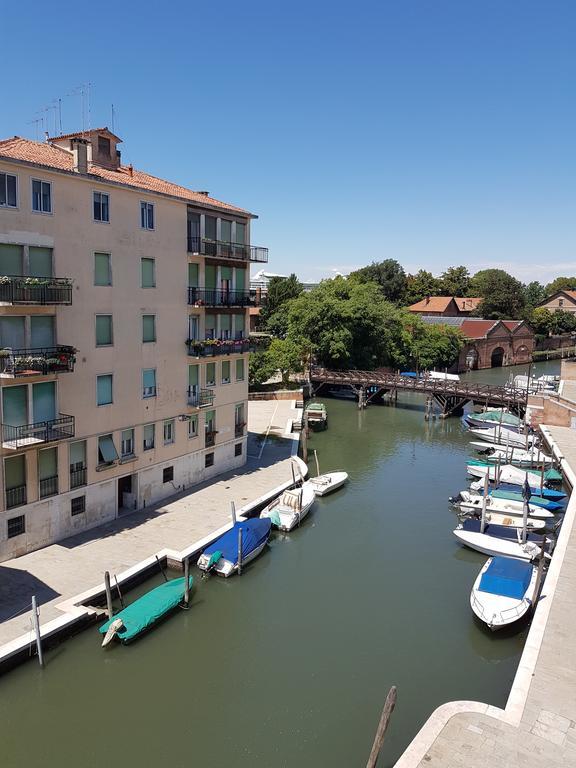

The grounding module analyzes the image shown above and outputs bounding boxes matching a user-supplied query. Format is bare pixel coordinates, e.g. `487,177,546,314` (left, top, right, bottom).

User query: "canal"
0,361,561,768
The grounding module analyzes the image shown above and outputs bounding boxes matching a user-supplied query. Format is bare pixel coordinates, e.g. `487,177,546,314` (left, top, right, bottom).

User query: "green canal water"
0,361,561,768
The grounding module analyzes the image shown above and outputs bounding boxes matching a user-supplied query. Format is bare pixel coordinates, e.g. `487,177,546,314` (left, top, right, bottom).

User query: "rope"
2,601,33,623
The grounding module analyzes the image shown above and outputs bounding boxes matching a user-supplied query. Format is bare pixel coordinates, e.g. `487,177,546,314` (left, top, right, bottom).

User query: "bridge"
309,367,528,418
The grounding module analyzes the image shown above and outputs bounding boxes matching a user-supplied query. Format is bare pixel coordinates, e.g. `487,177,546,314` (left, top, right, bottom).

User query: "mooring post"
366,685,397,768
184,558,190,607
231,500,237,525
104,571,113,619
532,536,547,604
237,527,243,575
314,449,320,478
31,595,44,668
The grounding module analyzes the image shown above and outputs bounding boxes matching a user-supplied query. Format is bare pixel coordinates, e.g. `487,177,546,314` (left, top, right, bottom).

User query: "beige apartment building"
0,128,267,562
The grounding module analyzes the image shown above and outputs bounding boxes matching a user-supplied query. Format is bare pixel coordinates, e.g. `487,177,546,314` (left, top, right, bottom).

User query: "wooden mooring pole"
104,571,113,619
314,449,320,478
31,595,44,668
366,685,397,768
237,527,243,576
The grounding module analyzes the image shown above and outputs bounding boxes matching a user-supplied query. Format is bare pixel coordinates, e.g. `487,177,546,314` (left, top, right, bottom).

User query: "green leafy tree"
523,281,546,310
404,270,443,305
439,266,470,297
264,338,304,388
248,351,276,386
468,269,526,319
350,259,407,304
260,274,303,325
407,319,464,370
545,276,576,295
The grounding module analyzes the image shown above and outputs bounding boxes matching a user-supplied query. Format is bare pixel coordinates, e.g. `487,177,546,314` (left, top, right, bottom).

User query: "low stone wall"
249,389,303,401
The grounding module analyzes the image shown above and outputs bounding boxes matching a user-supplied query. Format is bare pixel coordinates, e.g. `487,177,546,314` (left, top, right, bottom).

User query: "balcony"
187,287,261,308
187,236,268,263
5,485,26,509
0,346,76,377
0,276,73,305
186,339,251,357
187,387,215,408
205,429,217,448
235,422,246,439
2,414,75,450
70,466,87,489
39,475,59,499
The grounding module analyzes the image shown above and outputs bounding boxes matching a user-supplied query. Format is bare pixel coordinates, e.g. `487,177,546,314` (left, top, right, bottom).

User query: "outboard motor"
448,492,463,504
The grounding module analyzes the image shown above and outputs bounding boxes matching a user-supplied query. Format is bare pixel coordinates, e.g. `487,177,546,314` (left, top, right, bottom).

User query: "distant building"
537,290,576,315
407,296,482,317
419,316,535,372
250,269,288,293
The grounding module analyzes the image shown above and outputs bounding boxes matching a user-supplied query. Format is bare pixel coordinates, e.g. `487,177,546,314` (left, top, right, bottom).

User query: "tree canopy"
545,276,576,296
349,259,407,304
259,273,303,324
468,269,526,319
440,266,470,297
404,270,443,305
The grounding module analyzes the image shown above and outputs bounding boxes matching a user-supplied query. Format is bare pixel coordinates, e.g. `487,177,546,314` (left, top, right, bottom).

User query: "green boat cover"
468,459,562,482
306,403,326,412
474,411,522,427
99,576,192,643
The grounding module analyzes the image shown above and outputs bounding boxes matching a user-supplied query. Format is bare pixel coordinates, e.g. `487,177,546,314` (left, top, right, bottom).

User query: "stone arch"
465,347,479,370
491,346,505,367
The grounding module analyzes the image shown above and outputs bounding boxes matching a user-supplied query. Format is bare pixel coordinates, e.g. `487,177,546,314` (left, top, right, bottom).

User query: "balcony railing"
2,414,75,450
186,339,252,357
39,475,59,499
0,276,73,305
0,346,76,377
187,236,268,263
187,387,215,408
205,429,217,447
5,485,27,509
187,287,261,308
70,466,87,489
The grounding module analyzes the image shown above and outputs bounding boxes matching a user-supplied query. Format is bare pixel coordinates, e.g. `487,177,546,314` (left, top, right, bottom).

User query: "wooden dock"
310,367,528,418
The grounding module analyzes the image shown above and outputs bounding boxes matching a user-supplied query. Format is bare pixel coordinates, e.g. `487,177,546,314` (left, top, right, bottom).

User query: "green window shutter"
205,314,216,336
221,361,230,382
142,315,156,342
235,268,246,290
205,264,217,289
188,263,199,288
141,258,155,288
32,381,56,422
233,314,245,335
205,216,217,240
31,316,55,347
29,247,53,277
2,386,27,427
0,316,25,348
206,362,215,385
143,368,156,388
235,222,246,245
188,364,199,387
0,244,23,276
94,253,111,286
96,315,113,346
38,447,57,480
5,455,25,489
143,424,155,449
221,266,232,281
99,435,119,462
221,220,231,243
69,441,86,466
97,375,113,405
236,358,245,381
220,314,231,332
205,410,216,430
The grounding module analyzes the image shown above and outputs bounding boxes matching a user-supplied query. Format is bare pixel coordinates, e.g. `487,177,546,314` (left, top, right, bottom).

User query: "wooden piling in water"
31,595,44,668
314,449,320,478
237,527,243,576
366,685,397,768
104,571,113,619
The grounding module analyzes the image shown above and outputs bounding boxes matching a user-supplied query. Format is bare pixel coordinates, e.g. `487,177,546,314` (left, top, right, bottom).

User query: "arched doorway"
515,345,529,363
465,347,479,370
491,347,505,367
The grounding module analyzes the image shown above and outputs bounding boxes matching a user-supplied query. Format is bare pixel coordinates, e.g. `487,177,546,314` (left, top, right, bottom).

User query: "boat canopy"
474,410,522,427
479,557,533,599
203,519,271,565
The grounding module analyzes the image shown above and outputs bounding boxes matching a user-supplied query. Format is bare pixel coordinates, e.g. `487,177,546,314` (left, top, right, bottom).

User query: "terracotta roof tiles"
408,296,457,312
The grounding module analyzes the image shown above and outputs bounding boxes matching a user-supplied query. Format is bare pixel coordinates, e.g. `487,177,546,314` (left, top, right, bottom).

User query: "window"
0,172,17,208
71,496,86,516
559,299,564,307
97,374,113,406
235,443,242,457
188,415,198,438
236,358,245,382
98,434,119,466
141,258,155,288
142,314,156,343
221,219,232,243
163,466,174,483
121,429,135,458
163,419,175,445
206,362,216,387
93,191,110,222
32,179,51,213
4,454,26,509
94,252,112,286
98,136,111,156
142,368,156,398
7,515,25,538
96,315,113,346
140,201,154,230
38,447,58,499
143,423,155,451
221,360,230,384
205,452,214,468
70,441,87,488
236,222,246,245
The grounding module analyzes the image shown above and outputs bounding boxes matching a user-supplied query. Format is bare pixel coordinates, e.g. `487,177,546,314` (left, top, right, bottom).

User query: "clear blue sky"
2,1,575,283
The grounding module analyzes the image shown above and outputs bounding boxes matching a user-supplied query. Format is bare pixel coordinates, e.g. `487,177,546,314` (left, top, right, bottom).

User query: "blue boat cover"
400,371,418,378
462,518,542,543
479,557,533,599
203,519,271,565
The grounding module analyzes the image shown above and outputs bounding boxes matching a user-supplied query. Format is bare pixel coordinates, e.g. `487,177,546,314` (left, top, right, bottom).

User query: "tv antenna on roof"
27,116,44,141
66,82,92,135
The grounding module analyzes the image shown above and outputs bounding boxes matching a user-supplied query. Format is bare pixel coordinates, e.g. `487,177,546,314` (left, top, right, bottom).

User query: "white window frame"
0,172,18,209
93,190,110,223
140,201,155,230
121,429,135,458
163,419,175,445
143,423,155,451
31,178,52,214
188,415,198,439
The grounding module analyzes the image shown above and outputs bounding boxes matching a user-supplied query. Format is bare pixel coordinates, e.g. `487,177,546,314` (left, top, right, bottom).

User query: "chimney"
128,164,134,177
425,296,430,304
71,137,89,174
198,191,209,197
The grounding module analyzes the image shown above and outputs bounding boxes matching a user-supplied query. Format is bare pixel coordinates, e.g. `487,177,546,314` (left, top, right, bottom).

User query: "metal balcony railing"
70,466,87,489
187,287,261,308
0,276,73,305
235,422,246,438
186,339,252,357
5,485,27,509
0,346,76,377
205,429,217,447
39,475,59,499
186,236,268,263
187,387,215,407
2,414,75,450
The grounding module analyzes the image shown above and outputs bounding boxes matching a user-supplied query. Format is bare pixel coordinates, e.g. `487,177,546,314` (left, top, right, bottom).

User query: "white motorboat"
469,442,553,466
452,490,555,519
470,556,538,629
304,471,348,497
260,484,316,531
453,528,546,561
466,462,555,488
459,509,546,530
469,427,536,449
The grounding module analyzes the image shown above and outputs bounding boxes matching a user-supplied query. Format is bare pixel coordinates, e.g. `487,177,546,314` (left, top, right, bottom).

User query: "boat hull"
304,471,348,497
470,559,537,629
261,486,316,531
454,530,543,560
200,539,269,577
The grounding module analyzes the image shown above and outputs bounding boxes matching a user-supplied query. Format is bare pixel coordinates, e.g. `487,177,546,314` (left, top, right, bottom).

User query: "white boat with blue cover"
470,556,538,629
197,518,271,577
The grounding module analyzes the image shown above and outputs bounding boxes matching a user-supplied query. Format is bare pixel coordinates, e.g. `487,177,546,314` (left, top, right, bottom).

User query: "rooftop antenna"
51,98,63,135
111,103,115,133
27,117,43,141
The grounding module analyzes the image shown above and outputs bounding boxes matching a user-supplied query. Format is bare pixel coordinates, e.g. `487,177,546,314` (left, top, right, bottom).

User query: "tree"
545,276,576,295
260,274,303,325
265,338,304,388
439,266,470,297
349,259,407,304
248,351,276,386
468,269,526,319
407,318,464,370
523,281,546,310
404,270,443,305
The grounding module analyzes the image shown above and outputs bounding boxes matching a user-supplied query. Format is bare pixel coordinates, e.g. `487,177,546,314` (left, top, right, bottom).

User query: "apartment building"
0,128,267,561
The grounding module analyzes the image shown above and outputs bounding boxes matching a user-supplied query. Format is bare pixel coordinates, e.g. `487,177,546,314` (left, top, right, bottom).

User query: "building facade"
0,128,267,561
407,296,482,316
537,290,576,315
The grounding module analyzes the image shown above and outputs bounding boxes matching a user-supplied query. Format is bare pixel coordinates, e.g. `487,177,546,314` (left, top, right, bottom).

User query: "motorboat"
469,441,553,466
197,518,271,577
464,409,523,432
470,557,538,630
305,402,328,431
467,462,562,487
469,479,565,504
453,520,550,561
459,510,546,530
450,490,555,519
304,471,348,497
260,484,316,531
469,427,536,449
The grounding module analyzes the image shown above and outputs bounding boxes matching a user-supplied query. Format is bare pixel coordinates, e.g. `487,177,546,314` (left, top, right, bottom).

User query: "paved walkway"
0,399,300,648
396,424,576,767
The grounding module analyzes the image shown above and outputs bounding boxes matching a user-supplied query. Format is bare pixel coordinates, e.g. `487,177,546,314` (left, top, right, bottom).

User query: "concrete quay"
0,399,303,667
395,424,576,767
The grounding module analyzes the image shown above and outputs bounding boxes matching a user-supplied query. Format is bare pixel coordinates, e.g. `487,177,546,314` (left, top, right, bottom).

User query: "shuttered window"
221,361,230,384
0,244,23,275
236,358,245,381
96,315,113,346
206,362,216,386
98,434,118,464
94,253,112,286
29,247,53,277
97,374,113,406
142,315,156,343
141,258,155,288
142,368,156,398
143,423,155,450
188,263,199,288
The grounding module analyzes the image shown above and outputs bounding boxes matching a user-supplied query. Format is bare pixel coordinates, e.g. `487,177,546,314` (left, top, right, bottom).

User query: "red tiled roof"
454,297,482,311
0,136,253,216
48,127,121,142
501,320,522,331
408,296,456,312
459,319,497,338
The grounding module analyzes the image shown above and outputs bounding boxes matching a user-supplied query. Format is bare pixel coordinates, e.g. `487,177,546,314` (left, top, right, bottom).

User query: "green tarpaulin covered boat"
99,576,193,644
